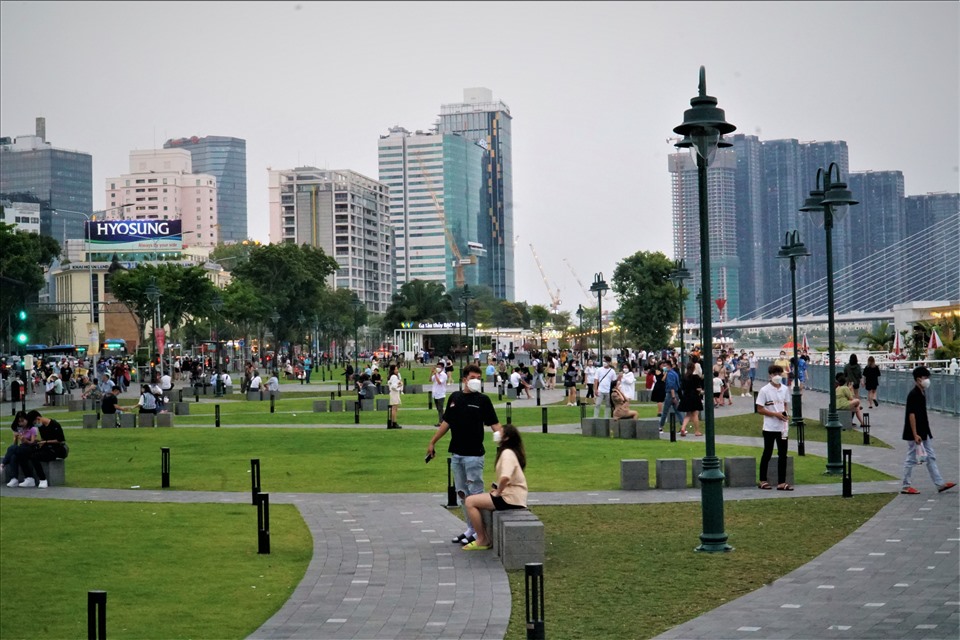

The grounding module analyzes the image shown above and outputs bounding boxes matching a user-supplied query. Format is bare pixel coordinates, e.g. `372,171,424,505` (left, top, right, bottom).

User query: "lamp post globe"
777,231,811,456
673,66,735,553
800,163,858,474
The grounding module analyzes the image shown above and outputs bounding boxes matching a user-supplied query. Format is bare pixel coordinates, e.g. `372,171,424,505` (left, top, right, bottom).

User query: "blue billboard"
86,219,183,252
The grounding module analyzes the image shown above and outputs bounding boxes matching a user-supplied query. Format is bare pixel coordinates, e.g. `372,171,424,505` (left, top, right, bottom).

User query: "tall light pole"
777,231,810,456
211,294,224,396
590,274,608,360
669,259,692,368
145,278,162,384
576,304,584,357
461,284,473,371
674,66,736,553
270,310,280,372
800,163,858,474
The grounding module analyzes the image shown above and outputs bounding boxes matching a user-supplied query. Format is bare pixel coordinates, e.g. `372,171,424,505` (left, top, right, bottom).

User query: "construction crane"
529,243,562,312
413,151,477,288
564,258,594,302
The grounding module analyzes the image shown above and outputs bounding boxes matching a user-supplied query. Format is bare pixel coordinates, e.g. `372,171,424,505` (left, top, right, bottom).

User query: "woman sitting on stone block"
463,424,528,551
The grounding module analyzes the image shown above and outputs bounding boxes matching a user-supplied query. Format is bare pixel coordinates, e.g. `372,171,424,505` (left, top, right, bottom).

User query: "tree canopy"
611,250,681,350
0,220,60,336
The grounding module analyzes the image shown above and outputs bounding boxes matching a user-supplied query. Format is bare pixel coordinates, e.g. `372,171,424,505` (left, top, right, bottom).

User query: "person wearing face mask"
618,363,636,402
427,364,503,546
430,363,448,427
835,373,864,428
755,364,792,490
462,424,528,551
900,366,955,495
593,356,615,419
774,351,791,387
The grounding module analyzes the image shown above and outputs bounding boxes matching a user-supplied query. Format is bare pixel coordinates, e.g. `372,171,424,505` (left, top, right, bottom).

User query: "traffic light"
17,309,27,321
15,308,28,346
16,331,28,345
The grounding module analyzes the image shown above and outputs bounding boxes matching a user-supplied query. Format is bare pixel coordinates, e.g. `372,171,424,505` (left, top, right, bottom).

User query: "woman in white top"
249,371,262,391
267,371,280,396
387,364,403,429
618,364,636,401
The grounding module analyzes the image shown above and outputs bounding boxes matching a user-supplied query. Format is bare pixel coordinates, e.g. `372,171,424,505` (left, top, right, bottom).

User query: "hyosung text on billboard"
86,219,183,252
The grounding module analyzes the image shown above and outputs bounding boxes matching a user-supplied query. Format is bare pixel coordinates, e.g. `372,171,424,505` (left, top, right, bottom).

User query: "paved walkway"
3,383,957,639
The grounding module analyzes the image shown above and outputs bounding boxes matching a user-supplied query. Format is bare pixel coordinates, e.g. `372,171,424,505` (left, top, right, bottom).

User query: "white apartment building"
0,200,41,234
104,149,219,248
267,167,393,312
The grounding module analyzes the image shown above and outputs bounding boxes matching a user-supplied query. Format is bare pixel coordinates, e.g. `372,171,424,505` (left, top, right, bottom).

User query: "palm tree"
382,280,453,331
529,305,551,349
857,321,893,351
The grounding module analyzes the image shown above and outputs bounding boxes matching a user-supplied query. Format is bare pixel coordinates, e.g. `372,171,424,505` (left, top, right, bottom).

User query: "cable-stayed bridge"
685,211,959,332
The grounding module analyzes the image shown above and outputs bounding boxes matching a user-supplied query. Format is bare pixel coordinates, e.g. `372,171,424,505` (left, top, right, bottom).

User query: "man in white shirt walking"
755,364,792,490
430,363,448,427
593,357,616,418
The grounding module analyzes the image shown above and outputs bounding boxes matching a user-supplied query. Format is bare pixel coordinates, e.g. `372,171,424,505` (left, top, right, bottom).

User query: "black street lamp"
590,273,608,360
800,163,858,474
576,304,584,356
352,294,363,376
673,66,736,553
669,259,692,368
211,294,224,397
460,285,474,373
269,311,280,371
777,231,811,456
145,278,162,383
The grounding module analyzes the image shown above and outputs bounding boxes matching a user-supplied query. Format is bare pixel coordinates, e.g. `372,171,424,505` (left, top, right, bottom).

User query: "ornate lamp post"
460,284,473,372
211,294,224,396
590,274,608,360
673,66,736,552
800,163,858,474
576,304,584,356
269,311,280,371
669,259,692,367
145,278,162,383
777,231,811,456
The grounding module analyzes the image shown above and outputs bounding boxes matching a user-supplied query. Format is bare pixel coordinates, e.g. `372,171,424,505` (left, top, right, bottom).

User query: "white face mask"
771,375,783,385
466,378,482,393
920,378,931,389
493,430,502,444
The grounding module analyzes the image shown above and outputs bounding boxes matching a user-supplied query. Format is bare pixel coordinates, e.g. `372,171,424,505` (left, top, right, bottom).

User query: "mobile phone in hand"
425,452,434,464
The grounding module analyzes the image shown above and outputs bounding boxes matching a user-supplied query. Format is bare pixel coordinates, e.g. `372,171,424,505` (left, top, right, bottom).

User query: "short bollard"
195,390,200,403
427,392,432,409
541,407,548,433
251,458,261,505
270,395,275,414
21,396,26,414
498,385,503,401
669,411,677,443
506,402,513,426
178,388,183,403
329,391,335,402
525,563,545,639
161,447,170,488
579,402,586,420
862,413,871,445
842,449,853,498
354,402,360,424
337,382,342,397
411,370,416,380
796,417,806,456
446,457,458,508
536,387,541,406
255,492,271,554
88,590,107,640
215,404,221,428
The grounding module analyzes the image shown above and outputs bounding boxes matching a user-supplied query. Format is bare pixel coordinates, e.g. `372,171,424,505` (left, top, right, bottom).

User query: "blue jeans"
659,398,678,428
902,438,945,489
451,454,485,533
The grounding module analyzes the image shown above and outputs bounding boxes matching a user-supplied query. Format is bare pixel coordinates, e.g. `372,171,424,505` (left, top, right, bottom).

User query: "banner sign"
86,219,183,252
155,328,166,354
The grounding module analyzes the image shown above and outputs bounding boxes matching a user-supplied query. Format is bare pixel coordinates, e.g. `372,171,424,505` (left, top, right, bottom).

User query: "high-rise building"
104,148,219,249
0,117,92,251
267,167,392,312
905,192,960,236
798,141,851,296
729,134,764,316
378,126,488,292
669,150,739,323
847,171,905,314
904,192,960,301
163,136,247,243
437,88,515,300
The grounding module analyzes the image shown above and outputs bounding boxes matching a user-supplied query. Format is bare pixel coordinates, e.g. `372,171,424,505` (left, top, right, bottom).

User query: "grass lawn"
10,428,893,494
0,499,311,640
505,494,896,639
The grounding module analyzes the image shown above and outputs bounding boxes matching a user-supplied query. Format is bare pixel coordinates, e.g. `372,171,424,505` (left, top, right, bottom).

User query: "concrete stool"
580,418,609,437
620,459,650,491
329,400,343,412
635,419,661,440
360,399,374,412
376,398,390,411
637,389,653,403
224,385,234,395
500,520,545,570
506,387,518,399
1,459,65,486
613,419,637,439
68,398,85,412
246,390,262,401
344,400,360,412
101,414,120,428
312,400,328,412
656,458,687,489
82,414,99,429
761,456,795,487
156,413,174,427
118,413,137,429
819,408,829,425
724,456,757,487
174,402,190,415
140,413,156,428
692,458,704,488
493,509,540,555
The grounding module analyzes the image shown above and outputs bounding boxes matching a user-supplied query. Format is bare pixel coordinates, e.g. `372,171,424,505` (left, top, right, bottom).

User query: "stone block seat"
2,459,66,486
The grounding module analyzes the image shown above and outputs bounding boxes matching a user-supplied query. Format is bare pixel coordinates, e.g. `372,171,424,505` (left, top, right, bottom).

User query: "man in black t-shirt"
101,387,121,414
900,366,955,495
427,364,503,545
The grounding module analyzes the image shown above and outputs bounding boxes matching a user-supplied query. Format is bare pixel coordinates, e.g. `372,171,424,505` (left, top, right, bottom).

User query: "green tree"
857,321,893,351
611,251,681,350
0,221,61,340
529,305,551,347
382,280,453,332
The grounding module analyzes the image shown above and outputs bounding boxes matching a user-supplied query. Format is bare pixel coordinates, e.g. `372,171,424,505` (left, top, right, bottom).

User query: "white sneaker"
6,478,19,488
20,477,36,488
38,479,49,489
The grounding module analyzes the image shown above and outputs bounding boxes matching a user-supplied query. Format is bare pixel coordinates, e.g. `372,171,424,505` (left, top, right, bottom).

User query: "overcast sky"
2,1,957,311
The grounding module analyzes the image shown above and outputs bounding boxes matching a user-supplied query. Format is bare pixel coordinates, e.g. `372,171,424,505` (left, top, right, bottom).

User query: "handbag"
916,442,928,465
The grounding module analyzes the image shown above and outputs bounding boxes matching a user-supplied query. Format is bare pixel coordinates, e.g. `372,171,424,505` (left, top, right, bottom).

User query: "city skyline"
2,1,957,310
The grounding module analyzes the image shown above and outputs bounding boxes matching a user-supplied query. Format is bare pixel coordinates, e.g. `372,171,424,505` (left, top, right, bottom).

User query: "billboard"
86,219,183,252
